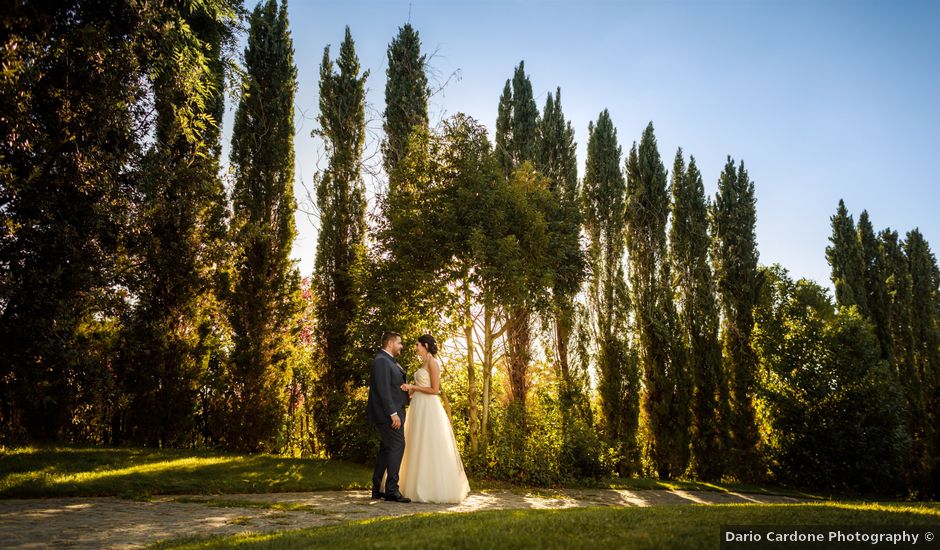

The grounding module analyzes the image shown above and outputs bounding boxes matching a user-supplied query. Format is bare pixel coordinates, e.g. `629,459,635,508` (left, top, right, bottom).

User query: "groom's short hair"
381,331,402,347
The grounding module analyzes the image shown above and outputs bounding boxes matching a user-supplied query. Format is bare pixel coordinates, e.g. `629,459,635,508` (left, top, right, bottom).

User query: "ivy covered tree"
625,124,688,479
581,109,639,474
669,150,726,481
712,156,763,482
223,0,301,452
311,27,370,459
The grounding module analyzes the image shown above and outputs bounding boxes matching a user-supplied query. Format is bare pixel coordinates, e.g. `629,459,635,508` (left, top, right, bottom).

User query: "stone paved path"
0,489,811,549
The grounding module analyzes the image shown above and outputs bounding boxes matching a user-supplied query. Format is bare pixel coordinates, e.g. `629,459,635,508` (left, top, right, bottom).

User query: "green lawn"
152,502,940,549
0,446,836,500
0,446,371,498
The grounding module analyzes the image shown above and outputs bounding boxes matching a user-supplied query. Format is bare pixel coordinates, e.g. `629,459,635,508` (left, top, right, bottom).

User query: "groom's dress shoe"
371,491,385,500
385,494,411,503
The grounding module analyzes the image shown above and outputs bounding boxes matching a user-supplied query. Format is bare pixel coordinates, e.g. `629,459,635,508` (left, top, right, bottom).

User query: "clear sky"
222,0,940,289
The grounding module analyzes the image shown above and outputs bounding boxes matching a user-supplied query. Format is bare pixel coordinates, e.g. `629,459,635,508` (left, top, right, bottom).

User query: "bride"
398,334,470,503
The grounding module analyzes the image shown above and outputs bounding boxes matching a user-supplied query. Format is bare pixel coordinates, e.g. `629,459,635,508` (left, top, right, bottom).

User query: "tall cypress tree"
712,156,763,482
625,123,687,479
224,0,300,452
312,27,369,458
493,61,540,408
858,210,893,362
581,109,639,474
382,23,429,185
535,88,586,411
670,150,725,481
826,200,869,316
121,0,238,446
904,229,940,497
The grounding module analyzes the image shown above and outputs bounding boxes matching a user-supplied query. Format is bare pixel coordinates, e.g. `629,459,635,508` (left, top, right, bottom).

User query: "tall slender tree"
312,27,369,458
535,88,586,413
382,23,429,185
826,199,869,316
712,156,763,482
670,150,725,481
121,0,238,446
581,109,639,474
224,0,300,452
625,124,687,479
904,229,940,497
858,210,893,362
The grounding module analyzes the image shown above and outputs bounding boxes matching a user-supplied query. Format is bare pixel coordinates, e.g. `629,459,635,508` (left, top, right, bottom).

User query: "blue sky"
222,0,940,288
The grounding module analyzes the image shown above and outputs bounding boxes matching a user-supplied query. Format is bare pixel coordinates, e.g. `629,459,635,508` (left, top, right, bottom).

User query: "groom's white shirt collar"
380,349,395,360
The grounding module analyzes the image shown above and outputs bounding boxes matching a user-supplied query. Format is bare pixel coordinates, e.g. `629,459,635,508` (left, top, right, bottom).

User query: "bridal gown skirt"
399,391,471,503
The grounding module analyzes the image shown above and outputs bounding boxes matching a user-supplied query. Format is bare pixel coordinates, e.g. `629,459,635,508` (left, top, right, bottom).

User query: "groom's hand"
391,414,401,430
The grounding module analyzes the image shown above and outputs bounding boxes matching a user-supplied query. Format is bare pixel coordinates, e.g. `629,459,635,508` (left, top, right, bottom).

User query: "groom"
367,331,411,503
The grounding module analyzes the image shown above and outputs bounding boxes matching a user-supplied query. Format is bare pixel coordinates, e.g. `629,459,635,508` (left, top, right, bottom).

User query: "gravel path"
0,489,811,549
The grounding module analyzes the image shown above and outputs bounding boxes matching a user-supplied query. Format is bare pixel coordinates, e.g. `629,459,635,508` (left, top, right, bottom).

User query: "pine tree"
312,27,369,458
858,211,893,362
581,109,639,474
121,0,238,446
712,156,763,482
625,123,687,479
224,0,301,452
826,200,869,316
670,150,725,481
382,23,429,185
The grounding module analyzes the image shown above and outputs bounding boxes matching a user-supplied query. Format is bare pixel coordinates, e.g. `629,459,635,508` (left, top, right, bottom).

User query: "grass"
0,446,844,501
0,446,371,498
151,501,940,549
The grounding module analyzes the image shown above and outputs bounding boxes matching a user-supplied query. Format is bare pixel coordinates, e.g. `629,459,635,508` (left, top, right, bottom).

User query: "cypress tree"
670,150,725,481
712,156,763,482
826,200,869,316
312,27,369,457
224,0,301,452
904,229,940,497
858,210,893,362
625,123,686,479
581,109,639,474
382,23,429,185
535,88,586,410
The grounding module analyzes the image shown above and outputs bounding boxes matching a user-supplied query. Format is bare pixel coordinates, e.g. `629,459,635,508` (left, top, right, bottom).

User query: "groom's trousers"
373,419,406,496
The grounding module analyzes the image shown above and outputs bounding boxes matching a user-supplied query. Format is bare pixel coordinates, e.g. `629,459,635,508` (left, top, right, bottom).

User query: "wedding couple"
367,331,470,504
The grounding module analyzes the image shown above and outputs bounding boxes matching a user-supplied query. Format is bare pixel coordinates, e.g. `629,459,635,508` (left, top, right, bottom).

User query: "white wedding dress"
399,366,470,503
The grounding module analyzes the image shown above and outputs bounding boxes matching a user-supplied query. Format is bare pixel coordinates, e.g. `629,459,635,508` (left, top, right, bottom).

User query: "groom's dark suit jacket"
367,350,409,424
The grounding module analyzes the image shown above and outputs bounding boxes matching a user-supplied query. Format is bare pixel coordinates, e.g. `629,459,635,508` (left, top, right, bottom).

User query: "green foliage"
626,124,688,480
669,151,726,481
827,199,869,315
221,0,301,452
382,23,429,181
581,109,639,475
858,210,893,362
311,27,370,459
754,266,909,494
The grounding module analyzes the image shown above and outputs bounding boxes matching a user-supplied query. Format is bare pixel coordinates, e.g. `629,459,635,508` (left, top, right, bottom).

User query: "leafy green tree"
670,150,726,481
120,0,239,446
0,0,143,440
311,27,369,458
826,200,869,316
581,109,639,474
223,0,301,452
754,266,908,494
382,23,429,183
625,124,687,479
712,156,763,482
858,211,893,362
